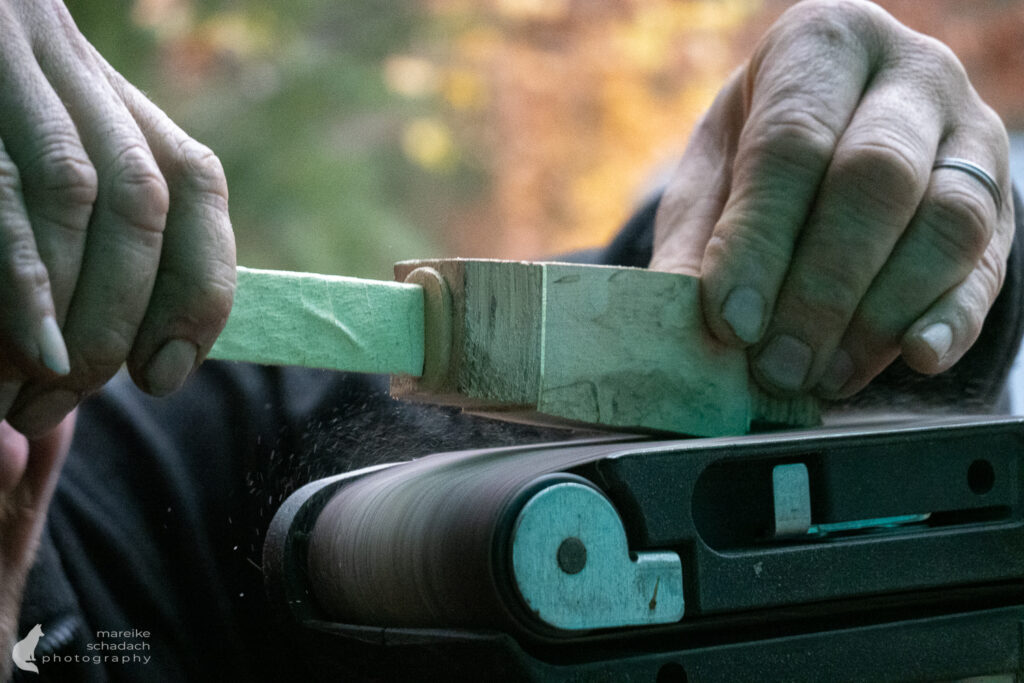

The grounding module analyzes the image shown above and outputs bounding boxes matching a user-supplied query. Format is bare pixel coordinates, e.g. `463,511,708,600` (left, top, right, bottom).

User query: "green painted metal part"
511,481,685,630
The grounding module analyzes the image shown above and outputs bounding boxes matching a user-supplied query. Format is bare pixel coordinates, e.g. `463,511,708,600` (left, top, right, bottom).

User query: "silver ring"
933,157,1003,212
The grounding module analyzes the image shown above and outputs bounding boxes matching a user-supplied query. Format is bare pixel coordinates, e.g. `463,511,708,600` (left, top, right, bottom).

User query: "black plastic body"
264,416,1024,681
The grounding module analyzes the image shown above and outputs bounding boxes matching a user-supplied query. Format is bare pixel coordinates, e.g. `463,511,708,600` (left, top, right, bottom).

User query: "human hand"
0,416,74,566
650,0,1013,399
0,0,236,436
0,414,75,682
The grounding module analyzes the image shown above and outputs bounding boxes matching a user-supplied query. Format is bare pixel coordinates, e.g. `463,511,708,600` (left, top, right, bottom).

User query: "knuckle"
192,267,236,331
0,155,23,198
67,325,134,391
831,137,924,213
742,106,838,175
976,248,1006,300
704,223,791,276
973,101,1008,142
965,105,1011,175
905,35,971,99
924,38,968,86
785,264,863,333
162,262,236,339
170,138,229,207
3,243,50,294
801,0,870,27
778,0,886,52
927,185,994,263
106,145,170,233
952,291,987,344
208,212,237,267
22,133,99,212
847,313,896,352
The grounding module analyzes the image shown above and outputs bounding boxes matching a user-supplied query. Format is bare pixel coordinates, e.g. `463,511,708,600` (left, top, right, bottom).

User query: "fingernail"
755,334,812,392
9,389,79,439
920,322,953,362
721,286,765,344
818,349,854,395
144,339,198,397
38,316,71,376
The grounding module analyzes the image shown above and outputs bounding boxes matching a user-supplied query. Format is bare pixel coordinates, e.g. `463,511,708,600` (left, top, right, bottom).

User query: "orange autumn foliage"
411,0,1024,260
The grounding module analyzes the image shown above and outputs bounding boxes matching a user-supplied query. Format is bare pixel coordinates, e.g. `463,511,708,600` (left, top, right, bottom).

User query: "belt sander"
209,260,1024,681
264,417,1024,681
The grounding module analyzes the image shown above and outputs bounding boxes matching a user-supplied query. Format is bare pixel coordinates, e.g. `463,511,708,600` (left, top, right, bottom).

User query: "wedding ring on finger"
933,157,1003,213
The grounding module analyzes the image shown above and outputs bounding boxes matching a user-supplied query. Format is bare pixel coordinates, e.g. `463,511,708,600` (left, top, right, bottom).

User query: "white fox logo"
11,623,44,674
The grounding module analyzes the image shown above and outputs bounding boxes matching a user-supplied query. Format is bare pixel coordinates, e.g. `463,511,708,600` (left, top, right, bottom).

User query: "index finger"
92,49,236,397
699,1,887,348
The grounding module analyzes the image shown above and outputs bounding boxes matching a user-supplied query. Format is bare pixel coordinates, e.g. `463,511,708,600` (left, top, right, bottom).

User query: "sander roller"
305,437,684,634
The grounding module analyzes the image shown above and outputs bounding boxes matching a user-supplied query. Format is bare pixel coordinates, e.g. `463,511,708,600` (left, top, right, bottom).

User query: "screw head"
556,537,587,575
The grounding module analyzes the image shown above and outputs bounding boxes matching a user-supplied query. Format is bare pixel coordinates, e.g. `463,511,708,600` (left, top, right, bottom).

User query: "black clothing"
13,191,1024,681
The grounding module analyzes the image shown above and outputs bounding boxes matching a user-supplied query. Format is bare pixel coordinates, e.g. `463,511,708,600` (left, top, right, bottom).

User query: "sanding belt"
209,261,820,629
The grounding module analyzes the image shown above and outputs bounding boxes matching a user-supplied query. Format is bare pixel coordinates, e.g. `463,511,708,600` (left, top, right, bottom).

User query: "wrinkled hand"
0,0,235,437
651,0,1013,399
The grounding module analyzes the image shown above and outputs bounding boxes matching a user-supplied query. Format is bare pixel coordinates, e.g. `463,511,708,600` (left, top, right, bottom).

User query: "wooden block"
392,259,818,437
209,266,425,375
209,262,816,436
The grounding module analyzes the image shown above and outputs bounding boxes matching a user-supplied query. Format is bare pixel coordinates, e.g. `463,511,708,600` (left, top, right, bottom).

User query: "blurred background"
66,0,1024,280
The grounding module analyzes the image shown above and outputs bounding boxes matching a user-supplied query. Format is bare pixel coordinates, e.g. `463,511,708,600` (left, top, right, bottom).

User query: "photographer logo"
11,623,44,674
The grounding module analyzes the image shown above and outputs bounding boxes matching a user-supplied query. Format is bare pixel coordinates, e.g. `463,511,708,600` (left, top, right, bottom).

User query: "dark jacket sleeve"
595,187,1024,412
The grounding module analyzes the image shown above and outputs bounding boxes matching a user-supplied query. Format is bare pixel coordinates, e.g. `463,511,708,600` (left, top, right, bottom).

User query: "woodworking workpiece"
209,266,425,375
210,260,819,437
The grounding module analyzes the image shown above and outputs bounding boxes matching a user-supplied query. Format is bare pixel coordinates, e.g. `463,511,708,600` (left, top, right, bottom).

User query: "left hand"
0,0,236,438
650,0,1013,399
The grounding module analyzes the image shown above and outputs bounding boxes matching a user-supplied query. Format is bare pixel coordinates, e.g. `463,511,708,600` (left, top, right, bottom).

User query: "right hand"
0,0,236,438
650,0,1012,400
0,413,76,683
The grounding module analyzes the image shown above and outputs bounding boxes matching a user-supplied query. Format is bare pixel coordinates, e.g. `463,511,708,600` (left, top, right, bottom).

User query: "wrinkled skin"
651,0,1012,399
0,0,235,439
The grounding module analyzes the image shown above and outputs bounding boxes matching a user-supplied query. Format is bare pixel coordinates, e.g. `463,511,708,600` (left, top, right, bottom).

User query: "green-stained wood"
392,259,819,436
209,266,425,375
210,261,817,436
539,262,752,436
